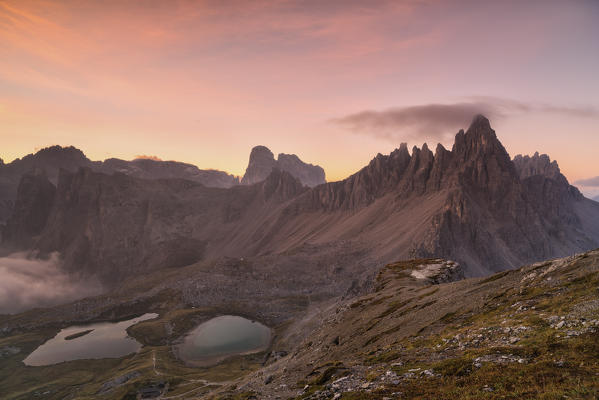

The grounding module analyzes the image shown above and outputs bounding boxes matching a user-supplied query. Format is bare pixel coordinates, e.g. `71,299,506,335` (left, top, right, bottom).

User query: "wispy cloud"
574,176,599,187
135,155,162,161
0,252,102,314
332,97,599,142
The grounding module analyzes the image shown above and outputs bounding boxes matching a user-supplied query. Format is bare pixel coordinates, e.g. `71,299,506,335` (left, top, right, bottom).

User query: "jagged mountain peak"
249,145,275,159
261,168,307,201
34,144,86,157
469,113,492,130
16,145,91,166
453,115,506,158
434,143,446,153
513,151,563,180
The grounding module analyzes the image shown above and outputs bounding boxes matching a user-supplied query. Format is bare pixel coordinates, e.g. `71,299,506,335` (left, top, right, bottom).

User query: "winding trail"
152,350,162,376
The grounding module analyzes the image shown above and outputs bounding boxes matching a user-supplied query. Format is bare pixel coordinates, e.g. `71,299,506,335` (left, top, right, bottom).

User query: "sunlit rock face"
409,260,463,284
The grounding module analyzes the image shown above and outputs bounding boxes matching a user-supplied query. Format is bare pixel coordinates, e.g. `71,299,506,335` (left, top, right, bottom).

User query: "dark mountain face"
0,147,239,223
241,145,326,187
0,146,92,222
2,115,598,284
0,144,325,224
1,170,56,247
1,166,307,283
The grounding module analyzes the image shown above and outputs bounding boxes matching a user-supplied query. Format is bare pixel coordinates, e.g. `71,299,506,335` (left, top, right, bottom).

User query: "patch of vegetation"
364,350,401,365
349,296,374,309
439,311,459,324
368,295,393,306
479,270,511,285
309,365,348,386
417,288,439,299
376,299,411,319
432,356,473,376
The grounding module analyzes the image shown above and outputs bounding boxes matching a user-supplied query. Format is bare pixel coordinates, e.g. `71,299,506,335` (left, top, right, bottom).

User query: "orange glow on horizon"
1,0,598,190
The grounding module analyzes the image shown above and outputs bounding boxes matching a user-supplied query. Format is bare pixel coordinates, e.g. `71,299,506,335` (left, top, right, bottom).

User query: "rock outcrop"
513,152,566,182
240,146,278,185
241,146,325,187
276,153,326,188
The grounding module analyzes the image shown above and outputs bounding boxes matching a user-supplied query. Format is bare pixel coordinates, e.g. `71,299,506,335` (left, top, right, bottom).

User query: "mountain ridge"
2,115,598,283
0,145,325,224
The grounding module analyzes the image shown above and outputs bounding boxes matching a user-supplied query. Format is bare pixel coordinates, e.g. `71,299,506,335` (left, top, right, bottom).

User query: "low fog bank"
0,252,102,314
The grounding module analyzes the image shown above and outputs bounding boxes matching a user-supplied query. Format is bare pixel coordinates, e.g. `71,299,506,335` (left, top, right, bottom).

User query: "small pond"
23,313,158,366
177,315,271,366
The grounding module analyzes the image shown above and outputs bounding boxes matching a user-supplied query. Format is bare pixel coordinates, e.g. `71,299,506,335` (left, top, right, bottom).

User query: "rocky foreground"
218,250,599,399
0,250,598,399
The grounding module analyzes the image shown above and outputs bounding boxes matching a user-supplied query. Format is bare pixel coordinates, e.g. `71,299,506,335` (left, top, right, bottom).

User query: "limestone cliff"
241,146,325,187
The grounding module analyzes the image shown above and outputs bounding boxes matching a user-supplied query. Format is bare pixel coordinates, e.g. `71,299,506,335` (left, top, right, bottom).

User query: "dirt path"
152,350,162,376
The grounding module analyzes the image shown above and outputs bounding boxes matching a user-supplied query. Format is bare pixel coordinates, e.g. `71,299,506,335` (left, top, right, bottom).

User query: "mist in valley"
0,252,102,314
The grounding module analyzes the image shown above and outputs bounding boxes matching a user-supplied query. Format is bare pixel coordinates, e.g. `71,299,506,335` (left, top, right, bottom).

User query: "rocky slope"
1,250,597,399
222,250,599,399
2,116,599,283
241,146,326,187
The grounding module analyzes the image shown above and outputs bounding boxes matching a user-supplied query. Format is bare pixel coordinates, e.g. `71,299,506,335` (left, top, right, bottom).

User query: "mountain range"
1,115,599,399
0,145,325,225
1,115,598,284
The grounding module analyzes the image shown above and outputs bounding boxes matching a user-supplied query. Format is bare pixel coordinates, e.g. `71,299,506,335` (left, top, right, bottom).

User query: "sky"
1,0,598,196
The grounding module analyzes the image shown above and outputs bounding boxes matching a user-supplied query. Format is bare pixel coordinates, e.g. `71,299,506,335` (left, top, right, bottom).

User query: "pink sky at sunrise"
1,0,598,195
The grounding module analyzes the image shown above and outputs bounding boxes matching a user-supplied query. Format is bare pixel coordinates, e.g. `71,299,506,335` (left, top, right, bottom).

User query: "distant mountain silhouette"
241,145,325,187
0,145,327,224
0,146,238,223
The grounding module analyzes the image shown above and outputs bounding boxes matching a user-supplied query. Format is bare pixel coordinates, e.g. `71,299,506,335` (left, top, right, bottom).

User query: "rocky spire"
241,146,277,185
241,145,325,187
513,152,566,183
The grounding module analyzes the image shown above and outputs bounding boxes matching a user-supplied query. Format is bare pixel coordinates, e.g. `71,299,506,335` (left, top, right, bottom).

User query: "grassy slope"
218,251,599,399
1,251,598,399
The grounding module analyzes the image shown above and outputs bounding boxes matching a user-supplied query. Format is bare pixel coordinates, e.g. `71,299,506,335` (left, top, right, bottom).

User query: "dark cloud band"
332,97,598,142
574,176,599,187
